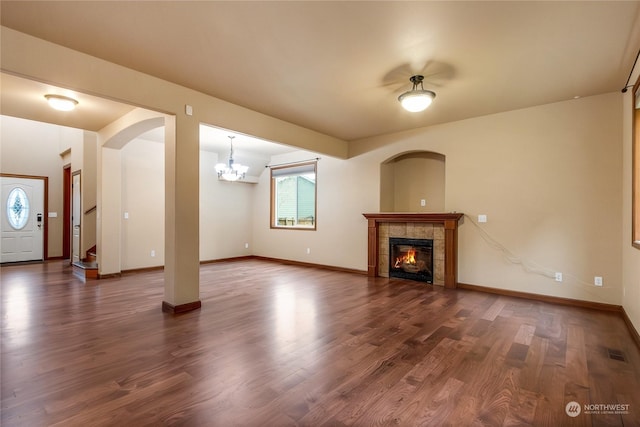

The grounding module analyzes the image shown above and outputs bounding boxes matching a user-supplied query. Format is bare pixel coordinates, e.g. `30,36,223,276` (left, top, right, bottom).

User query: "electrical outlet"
420,199,426,207
151,250,155,257
594,276,603,287
245,243,249,249
555,272,563,282
306,248,311,254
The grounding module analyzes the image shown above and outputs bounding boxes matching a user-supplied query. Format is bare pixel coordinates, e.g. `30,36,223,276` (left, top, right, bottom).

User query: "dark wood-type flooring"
2,259,640,426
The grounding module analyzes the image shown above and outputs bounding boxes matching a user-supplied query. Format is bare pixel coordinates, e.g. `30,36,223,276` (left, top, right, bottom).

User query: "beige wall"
103,136,255,270
252,150,375,270
383,152,446,212
0,116,83,258
252,94,623,307
200,150,254,261
119,139,258,268
349,93,623,305
121,137,165,270
97,109,167,275
622,63,640,335
450,94,621,304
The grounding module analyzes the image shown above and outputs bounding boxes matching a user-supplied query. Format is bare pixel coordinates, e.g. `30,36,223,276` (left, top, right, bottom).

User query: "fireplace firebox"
389,238,433,283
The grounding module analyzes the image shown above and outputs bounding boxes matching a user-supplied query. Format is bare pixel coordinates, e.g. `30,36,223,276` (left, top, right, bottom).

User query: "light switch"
478,214,487,223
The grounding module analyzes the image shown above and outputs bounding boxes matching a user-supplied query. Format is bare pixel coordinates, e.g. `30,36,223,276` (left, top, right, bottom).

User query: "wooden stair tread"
72,261,97,270
72,261,98,280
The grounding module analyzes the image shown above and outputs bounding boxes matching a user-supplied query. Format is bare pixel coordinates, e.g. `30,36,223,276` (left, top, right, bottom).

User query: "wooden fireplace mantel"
362,212,464,288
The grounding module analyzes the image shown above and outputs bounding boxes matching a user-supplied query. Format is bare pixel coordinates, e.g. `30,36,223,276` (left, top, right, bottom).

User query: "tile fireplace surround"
362,213,464,288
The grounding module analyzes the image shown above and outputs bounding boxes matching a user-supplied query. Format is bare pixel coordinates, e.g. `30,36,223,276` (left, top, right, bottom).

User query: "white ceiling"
1,1,640,144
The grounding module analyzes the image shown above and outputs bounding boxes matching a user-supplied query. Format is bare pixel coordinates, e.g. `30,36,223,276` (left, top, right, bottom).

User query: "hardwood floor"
1,259,639,426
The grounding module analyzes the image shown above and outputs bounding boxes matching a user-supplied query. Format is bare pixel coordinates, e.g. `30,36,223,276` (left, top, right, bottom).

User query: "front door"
1,176,45,263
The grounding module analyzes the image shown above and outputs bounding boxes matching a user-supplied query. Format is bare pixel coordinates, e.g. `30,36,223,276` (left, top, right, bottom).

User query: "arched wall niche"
380,150,446,212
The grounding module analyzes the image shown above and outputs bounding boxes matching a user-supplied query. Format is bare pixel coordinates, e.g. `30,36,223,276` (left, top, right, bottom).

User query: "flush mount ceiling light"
398,75,436,112
44,94,78,111
215,136,249,182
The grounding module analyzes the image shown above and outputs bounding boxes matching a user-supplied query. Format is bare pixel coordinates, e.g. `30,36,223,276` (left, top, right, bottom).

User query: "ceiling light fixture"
215,136,249,182
398,75,436,112
44,94,78,111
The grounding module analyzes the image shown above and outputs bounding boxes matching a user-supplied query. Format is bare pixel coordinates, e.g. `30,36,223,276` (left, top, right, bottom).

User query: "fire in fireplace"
389,238,433,283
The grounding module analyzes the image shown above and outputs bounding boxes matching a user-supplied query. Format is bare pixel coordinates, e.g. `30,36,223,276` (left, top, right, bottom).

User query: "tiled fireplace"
362,213,464,288
389,237,434,283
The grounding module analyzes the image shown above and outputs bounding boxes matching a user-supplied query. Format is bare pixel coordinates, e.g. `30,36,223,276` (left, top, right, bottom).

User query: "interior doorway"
72,171,81,264
63,165,71,260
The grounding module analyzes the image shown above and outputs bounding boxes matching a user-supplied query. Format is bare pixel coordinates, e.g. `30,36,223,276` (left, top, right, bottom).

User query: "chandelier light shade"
398,75,436,112
215,136,249,182
44,94,78,111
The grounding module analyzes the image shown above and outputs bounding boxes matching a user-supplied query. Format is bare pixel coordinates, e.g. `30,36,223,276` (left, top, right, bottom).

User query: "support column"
97,146,122,277
443,219,458,289
162,114,201,313
367,218,378,277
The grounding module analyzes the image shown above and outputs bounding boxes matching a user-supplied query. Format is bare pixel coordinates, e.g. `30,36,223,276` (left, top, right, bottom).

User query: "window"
633,76,640,248
6,187,29,230
270,161,317,230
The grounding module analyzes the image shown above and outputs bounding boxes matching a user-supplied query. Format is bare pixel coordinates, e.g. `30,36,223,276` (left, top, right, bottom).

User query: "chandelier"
215,136,249,181
398,75,436,112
